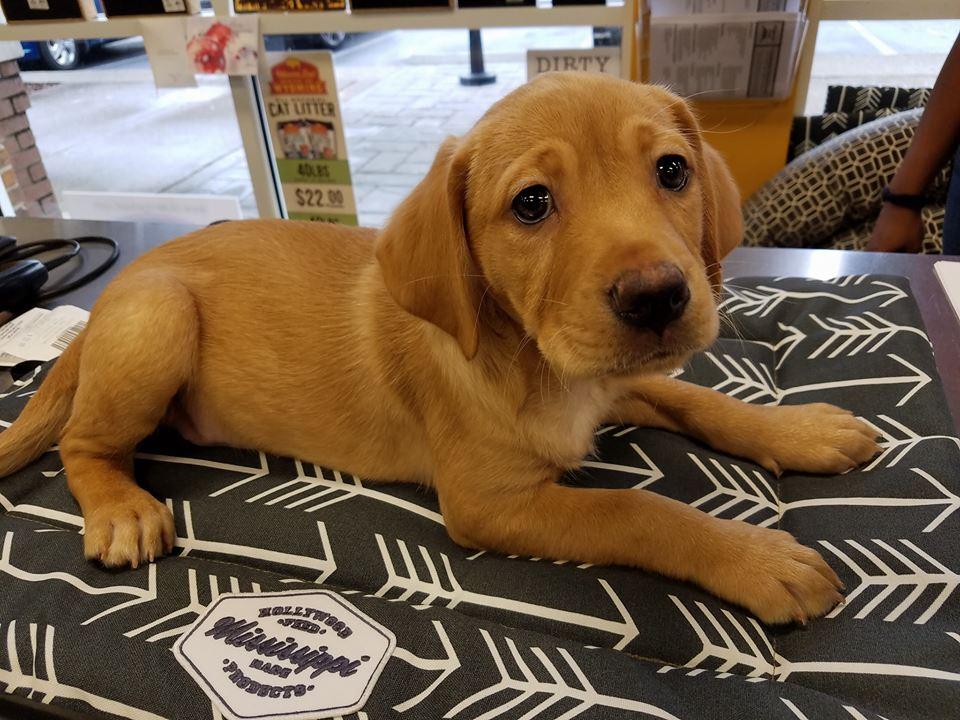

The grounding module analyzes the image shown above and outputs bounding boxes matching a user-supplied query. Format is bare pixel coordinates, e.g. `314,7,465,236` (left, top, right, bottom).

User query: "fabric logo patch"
174,590,395,720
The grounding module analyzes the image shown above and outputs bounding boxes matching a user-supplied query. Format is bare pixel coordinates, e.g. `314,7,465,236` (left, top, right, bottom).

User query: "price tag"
260,51,358,225
27,0,50,10
163,0,186,11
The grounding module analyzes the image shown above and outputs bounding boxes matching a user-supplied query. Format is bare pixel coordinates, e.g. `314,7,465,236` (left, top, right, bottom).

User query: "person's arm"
868,32,960,252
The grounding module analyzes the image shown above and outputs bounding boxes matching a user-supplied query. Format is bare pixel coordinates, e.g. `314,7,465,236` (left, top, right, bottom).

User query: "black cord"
4,238,81,266
31,240,81,271
36,236,119,302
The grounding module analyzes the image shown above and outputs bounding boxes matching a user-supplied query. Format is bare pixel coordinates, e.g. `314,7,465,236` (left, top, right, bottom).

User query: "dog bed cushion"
0,275,957,720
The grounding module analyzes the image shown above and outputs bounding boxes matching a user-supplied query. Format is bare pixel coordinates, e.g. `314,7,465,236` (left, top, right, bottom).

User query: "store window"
11,23,622,227
806,19,960,115
21,36,257,221
267,25,616,226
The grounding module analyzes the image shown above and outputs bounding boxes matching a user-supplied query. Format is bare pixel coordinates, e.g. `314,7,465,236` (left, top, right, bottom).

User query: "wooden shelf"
0,5,626,41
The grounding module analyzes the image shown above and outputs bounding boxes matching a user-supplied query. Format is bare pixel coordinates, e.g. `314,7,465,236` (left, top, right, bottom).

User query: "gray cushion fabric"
0,274,958,720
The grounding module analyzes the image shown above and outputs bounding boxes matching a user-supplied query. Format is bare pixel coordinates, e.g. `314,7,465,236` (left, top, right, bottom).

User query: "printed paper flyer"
261,52,357,225
186,16,259,76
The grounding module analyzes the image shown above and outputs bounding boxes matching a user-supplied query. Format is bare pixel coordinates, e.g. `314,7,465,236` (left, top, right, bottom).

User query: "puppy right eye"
511,185,554,225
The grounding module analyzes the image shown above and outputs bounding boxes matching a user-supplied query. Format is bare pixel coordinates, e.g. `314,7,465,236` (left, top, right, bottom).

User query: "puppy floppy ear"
375,136,481,359
664,96,742,290
698,141,743,290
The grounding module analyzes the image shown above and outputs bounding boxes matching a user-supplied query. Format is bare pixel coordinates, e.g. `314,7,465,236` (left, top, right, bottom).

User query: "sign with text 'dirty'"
526,47,622,81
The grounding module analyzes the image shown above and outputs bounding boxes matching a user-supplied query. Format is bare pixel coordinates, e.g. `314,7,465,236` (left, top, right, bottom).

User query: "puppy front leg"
438,473,842,624
610,375,880,475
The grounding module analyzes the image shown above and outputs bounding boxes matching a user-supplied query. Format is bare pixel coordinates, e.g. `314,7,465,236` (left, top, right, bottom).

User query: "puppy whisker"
401,273,487,287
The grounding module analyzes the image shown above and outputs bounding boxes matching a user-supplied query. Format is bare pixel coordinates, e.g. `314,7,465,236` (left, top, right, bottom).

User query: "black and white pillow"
0,275,957,720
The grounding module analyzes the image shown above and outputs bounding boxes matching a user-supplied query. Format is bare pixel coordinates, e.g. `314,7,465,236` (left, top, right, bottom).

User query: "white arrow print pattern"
780,697,889,720
392,620,461,713
240,459,444,525
720,281,906,318
167,500,337,583
860,415,960,472
581,441,665,489
673,592,960,685
743,321,807,369
688,457,960,534
124,567,261,643
1,621,165,719
443,629,680,720
818,538,958,624
807,311,930,359
374,534,639,650
668,595,775,678
783,468,960,533
707,352,931,407
0,531,159,626
687,455,779,527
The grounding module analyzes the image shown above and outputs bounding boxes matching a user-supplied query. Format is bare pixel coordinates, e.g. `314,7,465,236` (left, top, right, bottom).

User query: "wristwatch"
881,186,926,212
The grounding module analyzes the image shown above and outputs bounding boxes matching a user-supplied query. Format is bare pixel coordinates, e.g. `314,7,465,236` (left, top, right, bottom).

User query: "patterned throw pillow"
744,109,950,252
824,85,931,113
786,85,932,162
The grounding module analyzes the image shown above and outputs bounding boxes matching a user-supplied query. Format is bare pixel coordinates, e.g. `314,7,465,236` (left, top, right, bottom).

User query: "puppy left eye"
656,155,689,191
511,185,554,225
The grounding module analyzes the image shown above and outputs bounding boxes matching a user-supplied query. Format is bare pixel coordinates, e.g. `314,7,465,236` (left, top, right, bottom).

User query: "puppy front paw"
737,403,881,475
83,489,175,568
704,521,843,625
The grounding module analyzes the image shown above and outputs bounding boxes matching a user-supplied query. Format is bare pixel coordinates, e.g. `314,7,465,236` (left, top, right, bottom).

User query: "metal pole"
459,29,496,86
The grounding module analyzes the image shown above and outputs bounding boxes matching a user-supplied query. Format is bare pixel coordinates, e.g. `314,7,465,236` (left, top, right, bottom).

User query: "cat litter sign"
174,590,395,720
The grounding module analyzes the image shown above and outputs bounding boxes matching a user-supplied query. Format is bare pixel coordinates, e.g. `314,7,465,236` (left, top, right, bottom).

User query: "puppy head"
376,72,741,375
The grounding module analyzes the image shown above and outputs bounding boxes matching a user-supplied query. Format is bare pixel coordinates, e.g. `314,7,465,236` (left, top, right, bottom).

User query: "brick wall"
0,59,58,217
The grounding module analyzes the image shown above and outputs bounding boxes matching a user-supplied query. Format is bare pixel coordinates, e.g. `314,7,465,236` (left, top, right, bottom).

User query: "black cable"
33,240,81,271
36,236,119,302
6,238,81,265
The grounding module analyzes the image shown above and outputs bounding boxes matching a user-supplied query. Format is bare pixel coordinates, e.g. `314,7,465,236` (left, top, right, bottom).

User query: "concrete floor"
19,19,960,225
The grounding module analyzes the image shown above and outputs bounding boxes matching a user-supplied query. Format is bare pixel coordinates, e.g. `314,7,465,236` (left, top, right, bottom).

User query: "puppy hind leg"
59,275,199,568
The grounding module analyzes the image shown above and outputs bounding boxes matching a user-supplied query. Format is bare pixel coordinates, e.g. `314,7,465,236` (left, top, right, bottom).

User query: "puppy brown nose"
609,263,690,334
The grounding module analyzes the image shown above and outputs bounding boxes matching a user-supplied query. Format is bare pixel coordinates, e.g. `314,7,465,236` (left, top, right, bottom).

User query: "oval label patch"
174,590,395,720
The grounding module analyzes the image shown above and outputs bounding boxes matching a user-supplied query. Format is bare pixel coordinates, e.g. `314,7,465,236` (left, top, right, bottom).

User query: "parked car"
263,32,351,52
21,39,112,71
19,0,115,71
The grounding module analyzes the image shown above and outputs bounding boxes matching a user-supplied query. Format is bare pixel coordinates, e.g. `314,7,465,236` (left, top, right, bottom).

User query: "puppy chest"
519,386,610,468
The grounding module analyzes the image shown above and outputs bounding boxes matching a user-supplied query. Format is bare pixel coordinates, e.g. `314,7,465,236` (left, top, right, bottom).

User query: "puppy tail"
0,331,83,478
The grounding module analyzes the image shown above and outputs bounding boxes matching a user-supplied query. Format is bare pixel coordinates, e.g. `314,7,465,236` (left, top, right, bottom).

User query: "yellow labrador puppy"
0,73,879,624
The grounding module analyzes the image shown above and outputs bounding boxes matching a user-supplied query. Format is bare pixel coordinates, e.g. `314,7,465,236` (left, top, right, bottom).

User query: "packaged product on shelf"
0,0,97,22
101,0,201,16
234,0,346,11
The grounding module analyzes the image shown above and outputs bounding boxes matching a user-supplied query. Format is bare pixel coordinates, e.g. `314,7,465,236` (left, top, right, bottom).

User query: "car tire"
38,39,83,70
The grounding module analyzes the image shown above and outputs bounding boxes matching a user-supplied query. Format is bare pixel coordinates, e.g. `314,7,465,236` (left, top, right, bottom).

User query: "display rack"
0,2,636,218
0,0,955,219
0,4,629,41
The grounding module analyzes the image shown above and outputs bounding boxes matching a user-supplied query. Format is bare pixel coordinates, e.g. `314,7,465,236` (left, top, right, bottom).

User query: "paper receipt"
0,305,89,367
